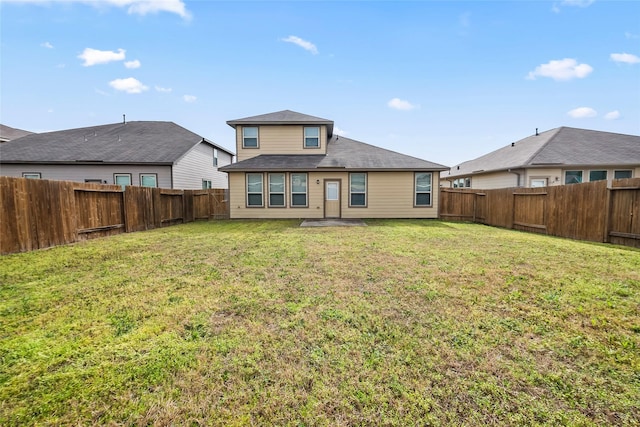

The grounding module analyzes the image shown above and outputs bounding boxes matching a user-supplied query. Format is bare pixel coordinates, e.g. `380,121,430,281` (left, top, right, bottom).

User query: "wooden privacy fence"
1,176,229,254
440,178,640,248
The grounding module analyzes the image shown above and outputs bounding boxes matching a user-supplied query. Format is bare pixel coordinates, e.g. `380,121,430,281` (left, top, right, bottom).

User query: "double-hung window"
349,173,367,207
291,173,308,207
269,173,286,207
304,127,320,148
202,180,212,189
246,173,264,207
243,127,259,148
415,172,432,206
213,148,218,167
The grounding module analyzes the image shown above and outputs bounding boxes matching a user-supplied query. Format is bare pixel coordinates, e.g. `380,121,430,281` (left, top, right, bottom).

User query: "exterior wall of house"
172,142,231,189
227,171,440,219
236,125,328,161
0,164,172,187
443,165,639,189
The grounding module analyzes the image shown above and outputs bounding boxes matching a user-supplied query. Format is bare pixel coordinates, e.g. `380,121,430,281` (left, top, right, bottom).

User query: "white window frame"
290,173,308,207
588,170,607,182
614,170,633,179
530,178,548,188
246,173,264,207
202,180,212,189
268,173,286,207
114,173,132,189
564,170,583,185
349,173,367,207
414,172,432,207
242,126,259,148
140,174,157,187
303,127,320,149
22,172,41,179
213,148,218,167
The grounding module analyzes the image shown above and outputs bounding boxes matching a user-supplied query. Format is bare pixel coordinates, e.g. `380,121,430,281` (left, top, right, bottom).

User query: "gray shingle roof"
446,127,640,178
0,121,233,164
227,110,334,137
0,124,33,142
220,135,447,172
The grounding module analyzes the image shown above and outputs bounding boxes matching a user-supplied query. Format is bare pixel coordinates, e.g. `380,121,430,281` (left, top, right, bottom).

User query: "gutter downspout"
508,169,522,187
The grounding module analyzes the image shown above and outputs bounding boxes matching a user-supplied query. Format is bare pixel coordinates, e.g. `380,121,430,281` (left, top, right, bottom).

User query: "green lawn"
1,220,639,426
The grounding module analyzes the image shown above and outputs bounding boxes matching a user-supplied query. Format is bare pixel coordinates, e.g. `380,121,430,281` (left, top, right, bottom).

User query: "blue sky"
1,0,639,167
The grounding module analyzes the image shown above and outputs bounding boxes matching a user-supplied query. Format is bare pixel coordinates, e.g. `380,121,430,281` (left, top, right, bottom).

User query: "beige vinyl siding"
228,171,440,219
469,171,519,189
236,125,327,161
173,142,229,189
0,164,172,187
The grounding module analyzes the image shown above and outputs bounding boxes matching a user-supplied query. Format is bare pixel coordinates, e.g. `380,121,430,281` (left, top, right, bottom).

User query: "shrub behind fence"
1,177,228,254
439,178,640,248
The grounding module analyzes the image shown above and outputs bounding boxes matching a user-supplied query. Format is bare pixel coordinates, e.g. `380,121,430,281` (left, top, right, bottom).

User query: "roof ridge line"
522,127,563,166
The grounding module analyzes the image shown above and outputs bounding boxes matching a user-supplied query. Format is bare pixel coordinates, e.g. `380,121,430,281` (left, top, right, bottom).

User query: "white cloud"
334,127,347,137
109,77,148,94
610,53,640,64
124,59,141,69
527,58,593,81
3,0,191,19
79,48,126,66
567,107,597,118
155,86,172,93
183,95,197,103
604,110,621,120
41,41,53,49
561,0,595,6
388,98,419,111
281,36,318,55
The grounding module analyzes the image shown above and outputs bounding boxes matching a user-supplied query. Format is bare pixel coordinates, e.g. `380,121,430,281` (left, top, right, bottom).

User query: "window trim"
114,173,132,188
246,173,264,208
564,170,583,185
303,126,320,149
213,148,218,167
349,172,367,207
414,172,433,207
614,170,633,180
290,172,308,208
22,172,41,179
242,126,259,149
140,173,158,188
268,172,286,208
202,179,212,189
529,177,548,188
588,170,607,182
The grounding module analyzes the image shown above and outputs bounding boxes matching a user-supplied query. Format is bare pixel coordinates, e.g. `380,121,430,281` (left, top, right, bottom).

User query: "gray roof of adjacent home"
445,127,640,179
0,124,33,142
220,135,448,172
0,121,234,165
227,110,334,137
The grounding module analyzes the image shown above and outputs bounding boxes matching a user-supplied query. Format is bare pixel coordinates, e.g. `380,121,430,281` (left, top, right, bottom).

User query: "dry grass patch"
1,219,638,425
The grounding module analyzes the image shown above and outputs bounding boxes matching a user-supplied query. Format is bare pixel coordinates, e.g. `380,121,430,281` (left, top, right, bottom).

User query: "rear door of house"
325,180,341,218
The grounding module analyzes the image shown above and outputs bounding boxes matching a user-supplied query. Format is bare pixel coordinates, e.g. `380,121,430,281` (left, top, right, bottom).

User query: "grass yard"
1,220,639,426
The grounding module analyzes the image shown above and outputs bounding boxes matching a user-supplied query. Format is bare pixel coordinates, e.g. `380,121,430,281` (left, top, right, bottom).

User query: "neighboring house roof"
446,127,640,179
221,135,448,172
227,110,334,137
0,124,33,142
0,121,234,165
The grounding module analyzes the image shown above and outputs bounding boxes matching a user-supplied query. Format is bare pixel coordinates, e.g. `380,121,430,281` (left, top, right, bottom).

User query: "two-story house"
220,110,448,219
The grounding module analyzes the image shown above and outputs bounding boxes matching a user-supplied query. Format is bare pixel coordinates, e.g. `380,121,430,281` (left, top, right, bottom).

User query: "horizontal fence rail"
439,178,640,248
1,176,229,254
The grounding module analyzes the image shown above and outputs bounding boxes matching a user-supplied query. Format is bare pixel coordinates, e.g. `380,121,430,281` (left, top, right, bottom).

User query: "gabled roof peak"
227,110,334,136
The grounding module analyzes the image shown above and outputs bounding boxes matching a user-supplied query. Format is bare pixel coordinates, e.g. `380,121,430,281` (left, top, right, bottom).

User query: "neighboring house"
0,121,234,189
219,110,447,219
442,127,640,189
0,124,33,143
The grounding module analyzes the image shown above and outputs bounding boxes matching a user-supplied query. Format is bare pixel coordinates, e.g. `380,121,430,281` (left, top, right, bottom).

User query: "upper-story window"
304,127,320,148
213,148,218,166
243,127,259,148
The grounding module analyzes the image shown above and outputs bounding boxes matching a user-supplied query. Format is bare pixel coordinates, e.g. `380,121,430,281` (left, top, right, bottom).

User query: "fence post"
603,187,612,243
